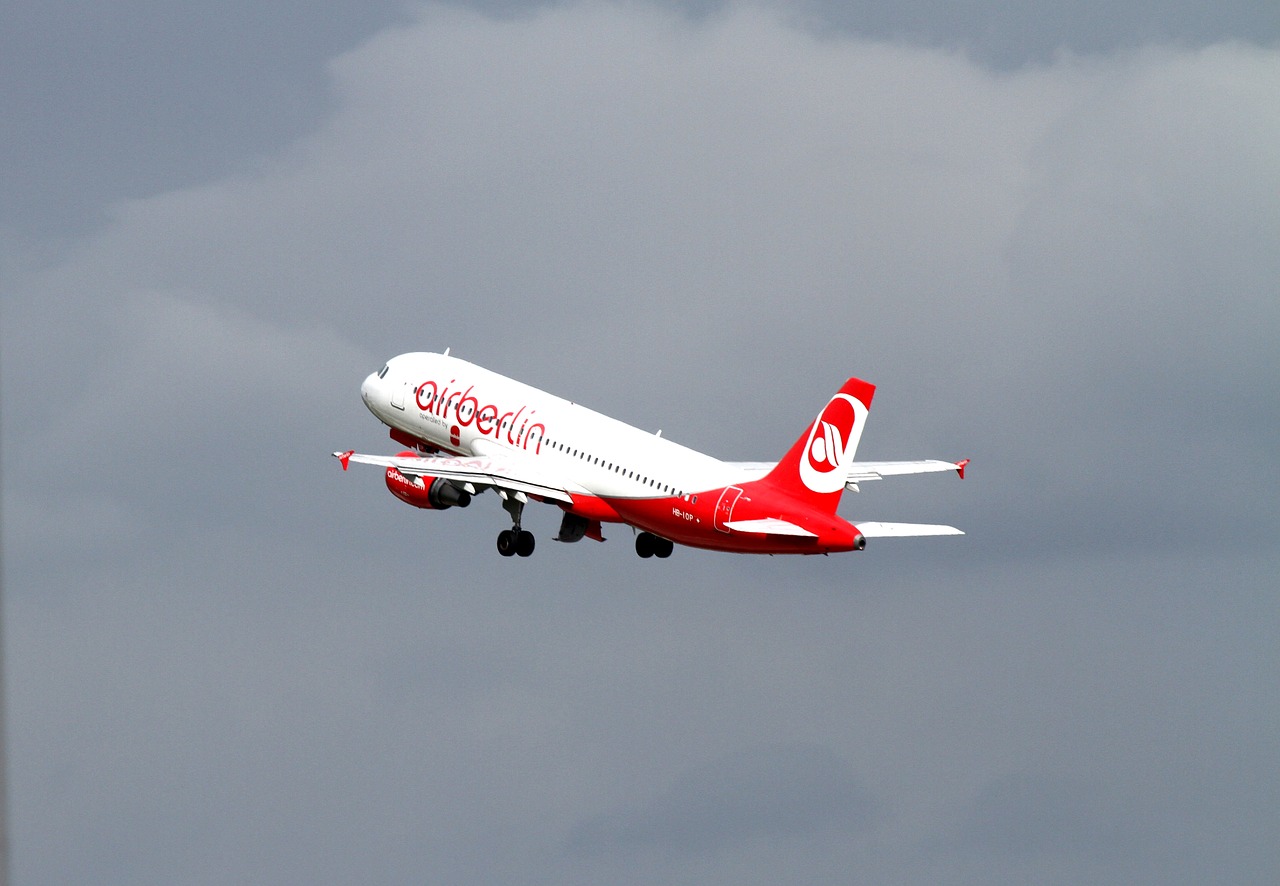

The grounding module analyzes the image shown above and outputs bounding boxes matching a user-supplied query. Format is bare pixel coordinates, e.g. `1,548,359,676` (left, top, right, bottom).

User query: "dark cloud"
3,3,1279,884
6,0,1277,237
1,0,412,237
792,0,1280,67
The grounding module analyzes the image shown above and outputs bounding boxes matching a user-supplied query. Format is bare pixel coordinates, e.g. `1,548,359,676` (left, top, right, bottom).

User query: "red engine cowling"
385,451,471,510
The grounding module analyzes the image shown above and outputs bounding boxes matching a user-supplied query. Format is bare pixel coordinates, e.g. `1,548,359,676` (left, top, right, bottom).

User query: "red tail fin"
760,378,875,513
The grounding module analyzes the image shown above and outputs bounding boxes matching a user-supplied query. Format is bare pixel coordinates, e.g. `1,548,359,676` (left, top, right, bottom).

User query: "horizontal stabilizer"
855,521,964,538
722,459,970,489
723,518,818,538
846,459,968,484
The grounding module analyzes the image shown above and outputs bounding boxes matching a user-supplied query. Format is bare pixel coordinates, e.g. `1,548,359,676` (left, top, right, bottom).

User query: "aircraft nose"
361,371,378,405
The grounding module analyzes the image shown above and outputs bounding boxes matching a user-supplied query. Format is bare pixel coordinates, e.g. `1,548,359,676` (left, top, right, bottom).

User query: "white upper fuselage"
360,352,750,500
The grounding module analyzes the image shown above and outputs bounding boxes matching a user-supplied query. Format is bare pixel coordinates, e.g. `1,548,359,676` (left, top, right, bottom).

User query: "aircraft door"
391,381,406,410
713,486,743,533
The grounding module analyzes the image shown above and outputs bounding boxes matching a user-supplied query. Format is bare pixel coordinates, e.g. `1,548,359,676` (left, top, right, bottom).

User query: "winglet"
335,450,354,471
956,458,969,480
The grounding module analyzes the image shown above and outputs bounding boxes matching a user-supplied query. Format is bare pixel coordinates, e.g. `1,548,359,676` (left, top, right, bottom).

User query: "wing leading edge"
334,450,574,504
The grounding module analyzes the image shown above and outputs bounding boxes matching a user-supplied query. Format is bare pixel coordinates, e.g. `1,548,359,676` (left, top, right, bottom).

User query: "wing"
334,450,574,504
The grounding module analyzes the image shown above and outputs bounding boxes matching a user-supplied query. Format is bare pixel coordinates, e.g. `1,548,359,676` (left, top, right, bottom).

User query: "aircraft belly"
606,494,837,554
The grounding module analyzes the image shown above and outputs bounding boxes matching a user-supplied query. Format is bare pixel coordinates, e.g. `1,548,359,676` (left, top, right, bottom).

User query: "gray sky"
3,1,1278,883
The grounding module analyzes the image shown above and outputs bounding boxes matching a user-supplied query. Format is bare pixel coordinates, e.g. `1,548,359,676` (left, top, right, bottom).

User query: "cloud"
948,772,1146,857
565,743,880,856
4,290,374,572
4,4,1279,885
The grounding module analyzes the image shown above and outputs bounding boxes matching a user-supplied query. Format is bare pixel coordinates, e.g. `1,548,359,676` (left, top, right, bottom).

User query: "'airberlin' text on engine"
415,379,546,454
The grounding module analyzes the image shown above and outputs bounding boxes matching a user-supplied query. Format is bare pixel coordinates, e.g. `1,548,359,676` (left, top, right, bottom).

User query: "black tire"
654,537,674,559
516,530,535,558
635,532,655,558
497,529,516,557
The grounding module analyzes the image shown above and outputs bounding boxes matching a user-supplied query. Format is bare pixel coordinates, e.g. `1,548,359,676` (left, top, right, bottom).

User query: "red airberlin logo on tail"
798,393,868,494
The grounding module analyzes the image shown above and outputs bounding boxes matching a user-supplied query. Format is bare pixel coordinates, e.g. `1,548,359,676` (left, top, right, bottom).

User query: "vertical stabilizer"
760,378,875,513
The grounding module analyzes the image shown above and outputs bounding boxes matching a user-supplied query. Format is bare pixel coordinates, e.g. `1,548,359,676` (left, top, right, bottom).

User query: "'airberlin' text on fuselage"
415,379,546,453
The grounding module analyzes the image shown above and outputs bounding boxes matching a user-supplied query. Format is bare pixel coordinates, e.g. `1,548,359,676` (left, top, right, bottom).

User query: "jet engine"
384,452,471,510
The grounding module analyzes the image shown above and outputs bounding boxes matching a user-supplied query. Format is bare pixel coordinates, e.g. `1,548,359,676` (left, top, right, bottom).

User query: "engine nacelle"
384,451,471,510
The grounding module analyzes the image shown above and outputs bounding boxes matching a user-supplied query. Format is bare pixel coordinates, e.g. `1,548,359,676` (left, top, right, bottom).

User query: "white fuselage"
360,352,750,501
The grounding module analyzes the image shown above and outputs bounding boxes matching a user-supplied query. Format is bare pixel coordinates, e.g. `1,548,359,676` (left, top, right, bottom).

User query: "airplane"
334,350,967,558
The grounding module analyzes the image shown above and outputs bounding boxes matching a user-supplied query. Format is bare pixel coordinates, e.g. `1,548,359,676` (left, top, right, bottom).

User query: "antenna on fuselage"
443,347,451,356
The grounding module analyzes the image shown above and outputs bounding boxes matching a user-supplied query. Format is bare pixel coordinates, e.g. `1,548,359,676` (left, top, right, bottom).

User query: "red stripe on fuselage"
566,482,861,554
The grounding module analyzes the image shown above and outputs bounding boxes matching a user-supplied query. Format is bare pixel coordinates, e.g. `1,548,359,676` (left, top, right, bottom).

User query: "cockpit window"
377,364,390,379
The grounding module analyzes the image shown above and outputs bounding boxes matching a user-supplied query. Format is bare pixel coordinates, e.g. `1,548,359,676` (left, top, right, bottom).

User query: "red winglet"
956,458,969,480
337,450,354,471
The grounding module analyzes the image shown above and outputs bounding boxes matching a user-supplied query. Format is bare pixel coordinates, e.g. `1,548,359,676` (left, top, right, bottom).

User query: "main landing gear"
635,532,673,559
497,491,535,557
497,528,535,557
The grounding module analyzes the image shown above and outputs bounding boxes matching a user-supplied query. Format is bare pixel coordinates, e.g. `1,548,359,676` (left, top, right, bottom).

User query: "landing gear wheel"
654,537,674,559
516,530,535,558
497,529,517,557
635,532,655,558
